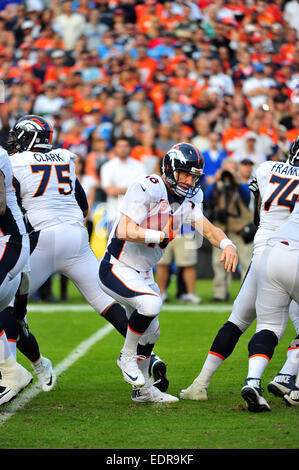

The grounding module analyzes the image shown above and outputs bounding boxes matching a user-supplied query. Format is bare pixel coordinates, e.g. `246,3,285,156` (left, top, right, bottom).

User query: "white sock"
247,355,269,379
280,348,299,376
0,330,14,363
123,329,142,354
195,352,225,385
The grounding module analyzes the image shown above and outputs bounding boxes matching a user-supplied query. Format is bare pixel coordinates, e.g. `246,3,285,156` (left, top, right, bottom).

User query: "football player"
242,191,299,409
4,115,168,394
98,142,238,403
180,137,299,411
0,145,33,406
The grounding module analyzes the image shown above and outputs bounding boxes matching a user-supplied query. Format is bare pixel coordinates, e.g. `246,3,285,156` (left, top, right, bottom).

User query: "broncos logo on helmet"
289,136,299,166
6,115,53,155
162,142,205,198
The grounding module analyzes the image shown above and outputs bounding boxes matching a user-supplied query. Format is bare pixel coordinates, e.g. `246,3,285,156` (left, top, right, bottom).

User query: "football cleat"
117,350,145,387
283,386,299,407
32,357,56,392
180,377,208,401
267,373,296,398
132,380,179,403
241,378,271,412
0,363,33,406
149,354,169,392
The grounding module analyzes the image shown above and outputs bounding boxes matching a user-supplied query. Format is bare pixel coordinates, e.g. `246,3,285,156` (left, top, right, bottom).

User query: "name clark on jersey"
271,162,299,176
33,152,64,163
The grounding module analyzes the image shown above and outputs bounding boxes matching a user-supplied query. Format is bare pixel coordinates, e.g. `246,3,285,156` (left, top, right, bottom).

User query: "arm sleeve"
75,178,89,214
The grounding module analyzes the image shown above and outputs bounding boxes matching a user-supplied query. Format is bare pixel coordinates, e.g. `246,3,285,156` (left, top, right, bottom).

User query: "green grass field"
0,278,298,452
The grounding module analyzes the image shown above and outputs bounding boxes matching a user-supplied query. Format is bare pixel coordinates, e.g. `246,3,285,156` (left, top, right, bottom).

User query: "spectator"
155,123,176,159
100,137,146,233
84,132,109,202
232,132,267,167
131,128,159,174
53,0,86,51
222,110,249,155
242,63,273,110
191,115,211,152
33,80,65,119
205,158,254,301
85,8,108,51
201,132,227,188
159,86,193,125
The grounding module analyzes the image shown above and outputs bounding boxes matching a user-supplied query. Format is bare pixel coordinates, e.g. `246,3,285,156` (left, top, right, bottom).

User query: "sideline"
0,324,114,426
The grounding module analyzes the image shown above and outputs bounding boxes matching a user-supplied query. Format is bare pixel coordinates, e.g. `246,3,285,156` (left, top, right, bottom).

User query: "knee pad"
137,294,162,317
210,321,243,359
248,329,278,359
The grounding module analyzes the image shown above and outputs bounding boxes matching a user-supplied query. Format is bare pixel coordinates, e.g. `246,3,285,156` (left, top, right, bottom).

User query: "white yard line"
0,323,114,426
27,303,233,313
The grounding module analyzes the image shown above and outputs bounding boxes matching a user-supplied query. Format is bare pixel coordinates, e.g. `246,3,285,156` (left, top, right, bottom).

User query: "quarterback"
99,142,238,403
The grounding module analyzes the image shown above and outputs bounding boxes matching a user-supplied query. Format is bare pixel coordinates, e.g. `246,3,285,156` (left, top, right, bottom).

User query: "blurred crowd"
1,0,299,189
1,0,299,301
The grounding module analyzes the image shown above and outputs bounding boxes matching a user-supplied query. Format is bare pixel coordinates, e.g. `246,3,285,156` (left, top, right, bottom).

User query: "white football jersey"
107,174,203,272
0,147,26,237
10,148,84,231
254,160,299,253
269,199,299,246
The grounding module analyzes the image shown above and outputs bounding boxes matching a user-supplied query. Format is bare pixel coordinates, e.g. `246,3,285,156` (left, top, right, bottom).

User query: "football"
141,212,181,232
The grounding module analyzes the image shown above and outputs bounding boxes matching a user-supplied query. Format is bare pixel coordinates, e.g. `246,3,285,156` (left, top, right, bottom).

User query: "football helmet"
162,142,205,198
7,115,53,154
289,136,299,166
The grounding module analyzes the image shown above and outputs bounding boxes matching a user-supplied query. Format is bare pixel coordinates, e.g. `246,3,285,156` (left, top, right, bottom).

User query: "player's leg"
28,230,55,296
0,328,32,405
268,300,299,398
242,244,295,412
0,306,56,392
131,315,178,403
181,258,257,400
62,229,169,390
99,255,162,387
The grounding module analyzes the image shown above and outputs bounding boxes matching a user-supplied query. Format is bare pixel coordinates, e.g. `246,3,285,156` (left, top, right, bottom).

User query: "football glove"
160,215,181,248
248,177,259,195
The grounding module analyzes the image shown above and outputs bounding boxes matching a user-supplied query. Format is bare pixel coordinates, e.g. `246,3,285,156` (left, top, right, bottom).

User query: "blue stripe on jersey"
29,230,40,255
0,234,22,285
107,234,125,260
0,206,21,236
99,253,144,299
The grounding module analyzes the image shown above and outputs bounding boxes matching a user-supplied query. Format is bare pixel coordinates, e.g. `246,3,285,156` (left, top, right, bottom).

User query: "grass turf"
0,278,298,451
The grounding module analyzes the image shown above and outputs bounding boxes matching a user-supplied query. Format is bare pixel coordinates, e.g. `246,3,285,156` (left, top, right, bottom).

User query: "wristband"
145,229,162,244
220,238,236,250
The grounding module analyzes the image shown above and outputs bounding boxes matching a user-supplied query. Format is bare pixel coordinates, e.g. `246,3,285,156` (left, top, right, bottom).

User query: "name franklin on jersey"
33,152,65,163
271,162,299,176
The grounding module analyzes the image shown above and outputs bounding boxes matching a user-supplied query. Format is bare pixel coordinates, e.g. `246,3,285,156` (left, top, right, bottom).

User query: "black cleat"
149,354,169,393
241,378,271,412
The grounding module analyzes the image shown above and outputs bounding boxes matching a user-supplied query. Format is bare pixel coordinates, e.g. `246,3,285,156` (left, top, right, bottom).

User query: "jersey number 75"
31,164,73,197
